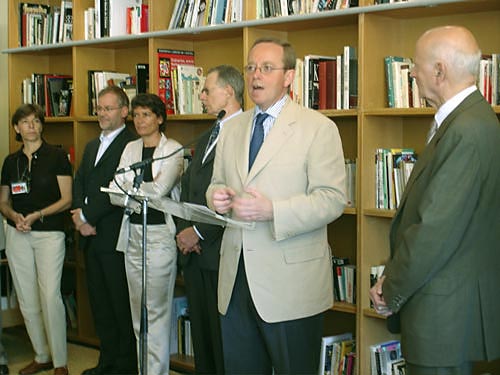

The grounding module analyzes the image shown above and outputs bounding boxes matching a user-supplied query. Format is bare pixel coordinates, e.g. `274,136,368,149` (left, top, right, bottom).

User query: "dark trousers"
407,362,473,375
85,245,137,373
183,256,224,374
220,256,323,375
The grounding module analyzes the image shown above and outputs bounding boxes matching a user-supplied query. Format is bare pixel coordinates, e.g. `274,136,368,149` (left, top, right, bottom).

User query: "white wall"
0,1,9,161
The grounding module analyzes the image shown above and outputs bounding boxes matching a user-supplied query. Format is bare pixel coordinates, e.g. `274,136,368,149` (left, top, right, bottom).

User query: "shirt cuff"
193,225,204,240
79,210,88,224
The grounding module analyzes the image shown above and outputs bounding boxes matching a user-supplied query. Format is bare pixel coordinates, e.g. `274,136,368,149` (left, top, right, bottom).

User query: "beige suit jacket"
207,98,346,323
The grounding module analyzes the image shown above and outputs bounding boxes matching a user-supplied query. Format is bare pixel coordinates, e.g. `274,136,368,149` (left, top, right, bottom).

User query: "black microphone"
115,110,227,175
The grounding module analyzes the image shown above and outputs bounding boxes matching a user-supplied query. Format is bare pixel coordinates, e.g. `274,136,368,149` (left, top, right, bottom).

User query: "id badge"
11,181,29,195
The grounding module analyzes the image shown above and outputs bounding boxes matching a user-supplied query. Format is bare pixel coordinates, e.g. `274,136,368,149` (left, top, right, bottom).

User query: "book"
304,54,336,109
45,74,73,116
19,2,51,47
318,332,353,375
157,48,195,114
135,63,149,94
59,1,73,43
319,59,337,110
343,45,358,109
109,0,141,37
176,65,205,114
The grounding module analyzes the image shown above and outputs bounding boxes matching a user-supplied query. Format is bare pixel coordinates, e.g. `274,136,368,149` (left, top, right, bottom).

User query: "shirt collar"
254,95,288,120
434,85,477,127
100,124,126,144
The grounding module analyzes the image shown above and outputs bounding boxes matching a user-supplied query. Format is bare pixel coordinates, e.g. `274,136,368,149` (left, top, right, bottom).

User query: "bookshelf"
4,0,500,373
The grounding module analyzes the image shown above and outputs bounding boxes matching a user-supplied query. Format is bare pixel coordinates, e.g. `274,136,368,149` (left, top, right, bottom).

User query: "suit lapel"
396,90,482,212
244,101,296,183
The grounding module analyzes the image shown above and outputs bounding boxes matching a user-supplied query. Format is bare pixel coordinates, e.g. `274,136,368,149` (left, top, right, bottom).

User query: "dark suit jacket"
176,131,224,271
73,127,136,252
383,90,500,366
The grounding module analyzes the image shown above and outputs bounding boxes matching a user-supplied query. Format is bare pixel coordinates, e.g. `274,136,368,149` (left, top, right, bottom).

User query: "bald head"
412,26,481,108
417,26,481,84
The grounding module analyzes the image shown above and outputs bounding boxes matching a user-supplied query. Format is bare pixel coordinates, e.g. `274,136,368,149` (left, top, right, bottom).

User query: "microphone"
115,109,227,175
116,158,153,174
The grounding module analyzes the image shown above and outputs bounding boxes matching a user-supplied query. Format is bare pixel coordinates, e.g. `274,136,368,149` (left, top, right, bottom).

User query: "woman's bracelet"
38,210,44,223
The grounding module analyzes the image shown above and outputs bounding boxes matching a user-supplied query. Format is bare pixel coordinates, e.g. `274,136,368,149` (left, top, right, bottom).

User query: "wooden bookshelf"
4,0,500,373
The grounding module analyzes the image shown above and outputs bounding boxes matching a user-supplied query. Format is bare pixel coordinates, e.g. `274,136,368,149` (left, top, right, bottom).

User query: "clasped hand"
212,187,273,221
70,208,97,237
368,275,393,317
14,212,38,232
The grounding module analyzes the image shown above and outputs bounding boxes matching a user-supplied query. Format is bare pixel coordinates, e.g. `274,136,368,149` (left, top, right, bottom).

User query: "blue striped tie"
249,113,269,170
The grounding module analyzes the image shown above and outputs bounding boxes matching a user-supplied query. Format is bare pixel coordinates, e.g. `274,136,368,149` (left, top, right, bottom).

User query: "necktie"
426,120,438,144
204,120,221,159
249,113,269,170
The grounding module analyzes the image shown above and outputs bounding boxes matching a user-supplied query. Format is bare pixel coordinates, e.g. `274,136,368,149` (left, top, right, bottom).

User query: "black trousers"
183,256,224,374
220,255,323,375
85,245,137,373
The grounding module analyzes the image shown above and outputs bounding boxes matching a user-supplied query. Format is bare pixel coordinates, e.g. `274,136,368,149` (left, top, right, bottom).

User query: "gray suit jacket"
207,97,346,323
383,90,500,366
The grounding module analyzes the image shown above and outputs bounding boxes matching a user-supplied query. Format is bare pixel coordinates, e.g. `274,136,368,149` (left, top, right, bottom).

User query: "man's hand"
232,188,273,222
70,208,85,230
369,275,393,317
211,187,236,214
176,227,201,255
78,223,97,237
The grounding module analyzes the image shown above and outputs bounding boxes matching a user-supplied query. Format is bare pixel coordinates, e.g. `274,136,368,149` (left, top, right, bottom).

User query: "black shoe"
0,364,8,375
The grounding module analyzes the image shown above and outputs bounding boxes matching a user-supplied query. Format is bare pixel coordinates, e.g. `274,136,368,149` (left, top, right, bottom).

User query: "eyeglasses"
96,106,121,113
244,64,287,75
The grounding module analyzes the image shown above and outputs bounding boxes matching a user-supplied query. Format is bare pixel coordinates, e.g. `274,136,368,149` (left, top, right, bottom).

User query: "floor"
2,326,184,375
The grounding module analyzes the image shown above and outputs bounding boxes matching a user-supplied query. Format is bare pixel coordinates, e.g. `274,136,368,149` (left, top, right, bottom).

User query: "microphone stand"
128,167,149,375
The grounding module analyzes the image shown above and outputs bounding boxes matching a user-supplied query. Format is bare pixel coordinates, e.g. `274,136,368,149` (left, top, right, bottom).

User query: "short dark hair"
207,65,245,107
250,37,296,70
12,104,45,142
98,85,130,109
131,93,167,132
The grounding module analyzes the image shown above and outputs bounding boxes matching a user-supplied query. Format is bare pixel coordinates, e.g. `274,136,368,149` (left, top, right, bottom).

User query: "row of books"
85,0,148,40
258,0,358,19
370,340,405,375
319,332,355,375
87,63,149,115
332,256,355,304
22,73,73,117
384,56,426,109
157,49,206,115
292,46,358,110
170,296,193,356
479,53,500,106
18,1,72,47
169,0,242,29
375,148,416,210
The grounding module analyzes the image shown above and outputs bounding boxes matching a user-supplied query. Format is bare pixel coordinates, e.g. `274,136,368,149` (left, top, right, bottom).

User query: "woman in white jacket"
109,93,183,375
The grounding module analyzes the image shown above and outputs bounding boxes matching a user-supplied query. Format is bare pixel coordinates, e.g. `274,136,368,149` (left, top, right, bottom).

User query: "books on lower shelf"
21,73,73,117
332,256,356,304
319,332,355,375
157,49,196,115
170,295,193,356
375,148,416,210
369,340,405,375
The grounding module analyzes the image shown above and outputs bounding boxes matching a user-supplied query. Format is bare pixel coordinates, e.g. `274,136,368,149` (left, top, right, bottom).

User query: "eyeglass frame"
244,64,289,75
96,106,122,113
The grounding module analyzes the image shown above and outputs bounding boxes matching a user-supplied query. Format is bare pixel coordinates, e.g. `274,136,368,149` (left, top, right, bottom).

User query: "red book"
319,59,337,110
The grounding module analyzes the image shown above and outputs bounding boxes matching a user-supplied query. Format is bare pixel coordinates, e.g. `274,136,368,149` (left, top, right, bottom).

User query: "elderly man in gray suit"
370,26,500,375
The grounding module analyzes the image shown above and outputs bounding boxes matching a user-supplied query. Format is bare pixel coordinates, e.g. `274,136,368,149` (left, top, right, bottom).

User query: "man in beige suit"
207,37,346,374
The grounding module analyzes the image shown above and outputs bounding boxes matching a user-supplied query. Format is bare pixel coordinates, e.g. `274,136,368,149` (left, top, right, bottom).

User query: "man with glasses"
207,37,347,373
72,86,137,375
